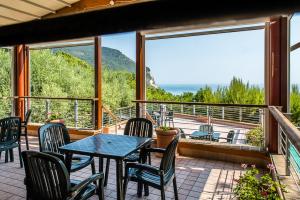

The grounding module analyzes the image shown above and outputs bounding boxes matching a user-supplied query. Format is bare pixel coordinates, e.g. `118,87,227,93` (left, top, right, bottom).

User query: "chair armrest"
125,162,160,175
144,147,166,154
70,173,104,198
43,151,65,162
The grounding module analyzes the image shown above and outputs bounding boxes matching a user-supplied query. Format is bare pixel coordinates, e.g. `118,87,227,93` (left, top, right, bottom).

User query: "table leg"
116,159,124,200
99,157,104,173
65,152,73,173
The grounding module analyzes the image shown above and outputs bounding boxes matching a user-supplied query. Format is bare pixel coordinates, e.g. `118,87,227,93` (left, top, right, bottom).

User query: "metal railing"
134,100,267,149
0,96,98,129
269,106,300,191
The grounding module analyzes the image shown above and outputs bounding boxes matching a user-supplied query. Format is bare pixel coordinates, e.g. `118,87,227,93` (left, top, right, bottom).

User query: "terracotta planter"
155,127,179,157
47,119,65,124
102,126,110,134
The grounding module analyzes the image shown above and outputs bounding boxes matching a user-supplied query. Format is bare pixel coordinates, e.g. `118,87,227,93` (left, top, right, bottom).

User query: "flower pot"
102,126,110,134
47,119,65,124
155,127,179,157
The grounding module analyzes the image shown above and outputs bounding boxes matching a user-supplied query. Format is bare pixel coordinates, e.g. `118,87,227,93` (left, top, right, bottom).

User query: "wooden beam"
265,16,289,153
0,0,300,46
44,0,139,19
136,32,145,117
94,36,102,130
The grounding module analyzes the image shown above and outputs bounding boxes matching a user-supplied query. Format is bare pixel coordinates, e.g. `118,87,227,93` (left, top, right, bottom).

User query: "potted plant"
46,112,65,124
155,126,179,153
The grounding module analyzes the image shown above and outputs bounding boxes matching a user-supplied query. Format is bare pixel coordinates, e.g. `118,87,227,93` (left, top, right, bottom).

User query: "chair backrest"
227,130,235,143
0,117,21,145
124,118,153,138
24,109,32,125
38,123,70,153
22,151,70,200
199,124,213,133
160,134,179,175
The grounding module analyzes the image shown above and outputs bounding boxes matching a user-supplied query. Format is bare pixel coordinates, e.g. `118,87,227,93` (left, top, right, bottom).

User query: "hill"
52,46,155,85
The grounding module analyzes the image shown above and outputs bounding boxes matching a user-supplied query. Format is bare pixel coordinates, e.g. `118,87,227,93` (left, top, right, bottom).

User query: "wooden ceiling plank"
0,3,41,19
54,0,72,7
21,0,56,13
0,14,21,22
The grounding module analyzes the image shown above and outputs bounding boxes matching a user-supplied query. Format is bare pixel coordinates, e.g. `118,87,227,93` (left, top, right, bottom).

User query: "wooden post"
13,44,29,121
136,32,146,117
94,36,102,130
265,16,289,153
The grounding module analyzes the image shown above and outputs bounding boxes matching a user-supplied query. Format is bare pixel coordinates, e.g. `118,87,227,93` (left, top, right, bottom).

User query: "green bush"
234,164,286,200
246,126,264,147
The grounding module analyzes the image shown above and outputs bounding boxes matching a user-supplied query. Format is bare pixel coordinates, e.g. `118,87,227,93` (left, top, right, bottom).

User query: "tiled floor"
0,136,244,200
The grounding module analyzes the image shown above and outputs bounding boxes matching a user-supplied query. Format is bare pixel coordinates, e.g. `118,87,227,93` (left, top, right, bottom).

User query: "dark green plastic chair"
38,123,95,173
123,134,179,200
22,151,104,200
0,117,23,167
104,118,153,186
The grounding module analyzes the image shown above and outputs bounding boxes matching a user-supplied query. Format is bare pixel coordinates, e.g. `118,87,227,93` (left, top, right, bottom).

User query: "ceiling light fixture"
109,0,115,6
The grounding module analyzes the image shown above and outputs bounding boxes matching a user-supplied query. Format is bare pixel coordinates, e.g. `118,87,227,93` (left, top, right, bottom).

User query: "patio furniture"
190,124,219,141
22,151,104,200
38,123,96,173
21,109,31,150
0,117,23,168
165,111,174,127
59,134,152,200
218,130,235,143
123,134,180,200
104,118,153,186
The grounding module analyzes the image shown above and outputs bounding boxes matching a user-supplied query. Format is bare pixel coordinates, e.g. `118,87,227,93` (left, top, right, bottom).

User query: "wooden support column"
94,36,102,130
136,32,146,117
13,44,29,120
265,16,289,153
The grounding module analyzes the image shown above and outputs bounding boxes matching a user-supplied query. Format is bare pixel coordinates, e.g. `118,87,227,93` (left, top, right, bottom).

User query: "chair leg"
25,128,29,150
137,182,143,198
104,158,110,187
160,185,166,200
91,159,96,174
5,150,8,163
97,178,104,200
9,149,14,162
18,143,23,168
173,176,178,200
148,153,151,165
123,172,129,199
144,184,149,196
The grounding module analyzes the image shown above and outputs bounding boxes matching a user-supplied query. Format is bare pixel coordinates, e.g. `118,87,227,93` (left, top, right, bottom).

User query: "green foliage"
234,164,285,200
246,126,264,147
290,85,300,126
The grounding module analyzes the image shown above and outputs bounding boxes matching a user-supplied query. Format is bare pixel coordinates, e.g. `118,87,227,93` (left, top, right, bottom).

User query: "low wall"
27,123,100,140
177,139,270,167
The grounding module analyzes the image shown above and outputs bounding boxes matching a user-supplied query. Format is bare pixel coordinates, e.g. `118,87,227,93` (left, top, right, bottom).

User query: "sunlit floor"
0,136,244,200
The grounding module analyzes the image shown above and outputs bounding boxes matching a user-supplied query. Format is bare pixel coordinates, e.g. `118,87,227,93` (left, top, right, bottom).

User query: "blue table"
190,131,220,141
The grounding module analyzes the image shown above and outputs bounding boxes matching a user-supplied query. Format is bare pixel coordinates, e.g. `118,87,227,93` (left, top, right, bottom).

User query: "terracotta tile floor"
0,136,244,200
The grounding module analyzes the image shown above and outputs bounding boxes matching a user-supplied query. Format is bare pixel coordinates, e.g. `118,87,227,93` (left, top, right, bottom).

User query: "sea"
159,84,225,95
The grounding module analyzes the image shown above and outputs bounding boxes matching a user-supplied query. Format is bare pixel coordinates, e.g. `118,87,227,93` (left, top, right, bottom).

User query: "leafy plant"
246,126,264,147
160,126,171,132
234,164,286,200
47,112,63,121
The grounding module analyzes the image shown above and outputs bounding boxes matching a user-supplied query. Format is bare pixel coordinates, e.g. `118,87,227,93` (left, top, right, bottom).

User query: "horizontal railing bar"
133,100,268,108
269,106,300,154
0,96,98,101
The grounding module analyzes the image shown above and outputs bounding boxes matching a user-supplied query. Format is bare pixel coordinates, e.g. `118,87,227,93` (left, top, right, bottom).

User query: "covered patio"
0,1,300,200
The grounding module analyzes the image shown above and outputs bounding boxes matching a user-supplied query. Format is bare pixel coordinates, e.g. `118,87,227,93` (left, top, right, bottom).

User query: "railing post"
181,104,183,114
129,107,132,118
222,107,225,120
193,101,196,116
92,100,96,129
45,99,50,119
286,135,291,176
74,100,78,128
239,107,242,122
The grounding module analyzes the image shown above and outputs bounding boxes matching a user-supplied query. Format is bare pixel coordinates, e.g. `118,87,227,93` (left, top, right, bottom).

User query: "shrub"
234,164,286,200
246,126,264,147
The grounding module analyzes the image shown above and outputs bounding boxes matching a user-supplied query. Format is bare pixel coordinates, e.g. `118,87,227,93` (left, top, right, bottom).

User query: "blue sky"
102,19,300,86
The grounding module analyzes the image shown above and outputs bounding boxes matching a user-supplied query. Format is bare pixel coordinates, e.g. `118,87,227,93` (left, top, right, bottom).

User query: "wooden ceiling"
0,0,142,27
